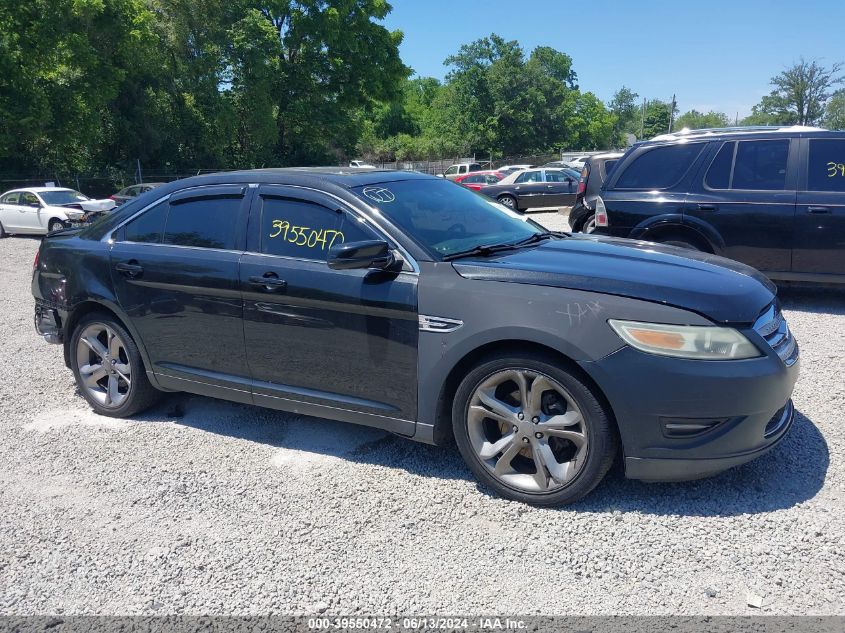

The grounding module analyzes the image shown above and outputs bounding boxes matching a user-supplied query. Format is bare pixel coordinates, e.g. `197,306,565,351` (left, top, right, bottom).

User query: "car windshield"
352,178,544,259
39,190,89,205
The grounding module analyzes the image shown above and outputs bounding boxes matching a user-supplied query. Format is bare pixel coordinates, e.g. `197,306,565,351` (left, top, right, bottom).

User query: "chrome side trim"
419,315,463,333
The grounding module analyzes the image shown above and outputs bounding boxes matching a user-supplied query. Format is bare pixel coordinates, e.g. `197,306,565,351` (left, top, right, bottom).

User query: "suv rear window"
614,143,705,189
808,139,845,192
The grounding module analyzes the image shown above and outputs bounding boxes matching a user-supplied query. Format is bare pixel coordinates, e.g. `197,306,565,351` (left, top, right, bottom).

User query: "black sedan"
33,168,797,506
478,168,581,211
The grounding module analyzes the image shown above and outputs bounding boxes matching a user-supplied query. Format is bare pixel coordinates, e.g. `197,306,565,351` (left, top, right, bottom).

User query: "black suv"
33,168,798,505
594,127,845,282
568,152,623,233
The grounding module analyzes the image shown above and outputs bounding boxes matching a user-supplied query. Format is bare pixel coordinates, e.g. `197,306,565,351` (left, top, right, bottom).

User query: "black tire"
659,237,700,251
452,353,618,506
580,214,596,234
48,218,66,233
498,195,519,211
69,312,162,417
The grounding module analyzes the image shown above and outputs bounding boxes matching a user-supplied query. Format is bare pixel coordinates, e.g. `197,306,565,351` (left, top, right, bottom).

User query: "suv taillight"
33,248,39,270
595,196,609,227
577,165,588,195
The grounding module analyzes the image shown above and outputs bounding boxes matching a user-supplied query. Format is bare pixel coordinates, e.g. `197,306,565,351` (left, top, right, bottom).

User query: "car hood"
451,234,776,324
49,199,116,212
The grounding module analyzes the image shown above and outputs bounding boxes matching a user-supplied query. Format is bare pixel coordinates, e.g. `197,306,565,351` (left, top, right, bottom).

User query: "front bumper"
580,342,799,482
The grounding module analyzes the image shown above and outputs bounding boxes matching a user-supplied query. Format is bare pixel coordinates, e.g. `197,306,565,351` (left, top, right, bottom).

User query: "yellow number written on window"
826,162,845,177
268,220,345,250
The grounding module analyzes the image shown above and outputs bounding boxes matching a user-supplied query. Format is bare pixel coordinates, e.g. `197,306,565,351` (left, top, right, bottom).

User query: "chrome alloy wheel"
466,369,589,492
75,323,132,408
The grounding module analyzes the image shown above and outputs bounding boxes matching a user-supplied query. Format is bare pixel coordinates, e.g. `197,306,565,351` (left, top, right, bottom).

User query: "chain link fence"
0,150,614,198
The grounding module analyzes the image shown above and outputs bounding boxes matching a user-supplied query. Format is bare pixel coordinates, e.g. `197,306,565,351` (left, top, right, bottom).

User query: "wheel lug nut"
512,425,518,433
532,416,540,423
517,412,524,420
522,437,529,444
535,432,543,439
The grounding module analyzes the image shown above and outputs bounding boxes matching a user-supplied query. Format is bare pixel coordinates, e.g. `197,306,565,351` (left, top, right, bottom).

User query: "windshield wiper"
442,231,566,261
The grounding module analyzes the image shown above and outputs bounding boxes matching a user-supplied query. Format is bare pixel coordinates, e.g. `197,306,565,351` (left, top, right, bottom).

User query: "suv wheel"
70,313,161,417
452,354,617,506
581,214,596,233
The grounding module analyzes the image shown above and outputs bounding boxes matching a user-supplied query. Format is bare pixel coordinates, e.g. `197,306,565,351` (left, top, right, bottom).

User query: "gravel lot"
1,212,843,616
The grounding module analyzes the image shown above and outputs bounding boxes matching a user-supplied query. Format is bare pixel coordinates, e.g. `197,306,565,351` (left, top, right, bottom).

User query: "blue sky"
382,0,844,119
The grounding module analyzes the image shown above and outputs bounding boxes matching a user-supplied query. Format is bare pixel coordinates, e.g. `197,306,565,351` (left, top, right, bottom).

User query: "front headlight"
65,210,84,220
608,319,760,360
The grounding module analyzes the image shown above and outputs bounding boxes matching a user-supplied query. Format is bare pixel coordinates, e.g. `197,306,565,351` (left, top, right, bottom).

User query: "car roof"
647,125,833,144
586,152,624,162
5,186,76,194
127,168,435,200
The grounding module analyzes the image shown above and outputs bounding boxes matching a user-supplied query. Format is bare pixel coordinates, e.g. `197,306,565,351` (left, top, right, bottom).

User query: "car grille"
753,303,798,366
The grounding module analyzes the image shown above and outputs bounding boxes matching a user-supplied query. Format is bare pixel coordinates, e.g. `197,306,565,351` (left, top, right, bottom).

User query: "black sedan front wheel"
453,354,618,505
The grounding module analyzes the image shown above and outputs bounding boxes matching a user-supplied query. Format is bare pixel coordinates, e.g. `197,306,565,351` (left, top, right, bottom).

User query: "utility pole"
640,98,646,139
668,94,676,133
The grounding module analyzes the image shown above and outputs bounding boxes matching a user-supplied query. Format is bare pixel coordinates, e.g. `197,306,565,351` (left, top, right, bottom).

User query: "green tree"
823,90,845,130
745,58,843,126
674,109,730,131
641,100,676,139
608,86,639,144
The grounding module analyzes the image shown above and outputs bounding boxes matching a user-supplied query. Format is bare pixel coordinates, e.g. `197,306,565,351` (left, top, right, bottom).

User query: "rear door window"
615,143,706,189
1,192,20,204
732,140,789,190
124,201,168,244
515,171,542,183
807,139,845,191
164,195,241,250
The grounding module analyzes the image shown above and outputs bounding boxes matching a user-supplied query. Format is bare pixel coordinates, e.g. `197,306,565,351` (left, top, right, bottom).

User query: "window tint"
604,160,618,176
260,197,375,261
463,175,483,184
615,143,705,189
732,140,789,190
163,196,241,249
516,171,542,183
445,167,457,176
124,200,168,243
705,142,734,189
1,192,19,204
485,174,501,184
808,139,845,192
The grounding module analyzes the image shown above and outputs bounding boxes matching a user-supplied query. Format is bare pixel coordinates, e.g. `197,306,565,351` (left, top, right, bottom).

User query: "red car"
454,170,504,191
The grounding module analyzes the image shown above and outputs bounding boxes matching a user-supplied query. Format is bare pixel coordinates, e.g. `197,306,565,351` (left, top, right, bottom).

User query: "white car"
349,160,376,168
0,187,116,236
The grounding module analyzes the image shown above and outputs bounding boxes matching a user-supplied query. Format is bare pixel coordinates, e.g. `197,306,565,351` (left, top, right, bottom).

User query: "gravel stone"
1,214,843,615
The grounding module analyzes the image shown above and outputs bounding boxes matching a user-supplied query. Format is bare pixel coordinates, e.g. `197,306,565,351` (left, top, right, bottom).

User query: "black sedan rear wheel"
498,194,518,210
70,312,162,417
452,353,618,506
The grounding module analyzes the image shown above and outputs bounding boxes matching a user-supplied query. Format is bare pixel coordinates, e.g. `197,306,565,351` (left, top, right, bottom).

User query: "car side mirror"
327,239,395,271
